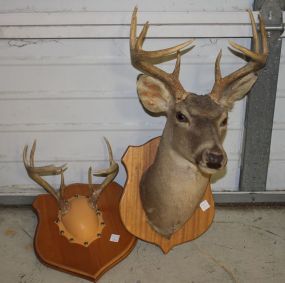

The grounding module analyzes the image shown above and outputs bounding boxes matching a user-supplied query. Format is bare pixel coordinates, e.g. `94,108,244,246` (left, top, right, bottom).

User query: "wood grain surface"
33,182,137,282
120,137,215,253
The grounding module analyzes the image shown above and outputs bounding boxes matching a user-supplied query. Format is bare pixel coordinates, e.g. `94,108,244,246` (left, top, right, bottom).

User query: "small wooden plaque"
33,182,137,282
120,137,215,253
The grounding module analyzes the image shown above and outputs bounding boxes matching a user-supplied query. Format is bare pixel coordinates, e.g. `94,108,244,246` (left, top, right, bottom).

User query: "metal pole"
239,0,284,191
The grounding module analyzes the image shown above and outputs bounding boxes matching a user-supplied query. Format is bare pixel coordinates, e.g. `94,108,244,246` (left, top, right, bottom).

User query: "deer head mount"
130,7,268,238
23,138,119,246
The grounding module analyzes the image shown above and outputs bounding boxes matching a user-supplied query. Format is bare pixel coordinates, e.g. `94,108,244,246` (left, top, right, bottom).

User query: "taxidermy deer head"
23,138,118,246
130,7,268,238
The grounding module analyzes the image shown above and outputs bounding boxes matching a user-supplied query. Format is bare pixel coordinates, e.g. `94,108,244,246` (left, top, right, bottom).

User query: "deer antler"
88,137,119,207
23,140,69,213
210,10,268,104
130,6,195,102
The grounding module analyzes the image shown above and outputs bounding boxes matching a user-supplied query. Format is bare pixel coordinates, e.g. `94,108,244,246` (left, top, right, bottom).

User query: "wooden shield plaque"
120,137,215,253
33,182,137,282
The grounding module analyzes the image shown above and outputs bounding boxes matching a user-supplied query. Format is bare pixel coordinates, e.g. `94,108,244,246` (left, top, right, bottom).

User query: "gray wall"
0,0,283,199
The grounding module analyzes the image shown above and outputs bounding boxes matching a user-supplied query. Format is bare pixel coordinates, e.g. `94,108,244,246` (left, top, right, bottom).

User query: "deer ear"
136,74,172,113
218,73,257,109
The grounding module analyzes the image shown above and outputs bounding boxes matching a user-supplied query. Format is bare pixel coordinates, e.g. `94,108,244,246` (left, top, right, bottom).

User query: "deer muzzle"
198,148,227,174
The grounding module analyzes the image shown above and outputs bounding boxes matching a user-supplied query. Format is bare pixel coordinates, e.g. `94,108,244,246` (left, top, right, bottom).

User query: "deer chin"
197,163,220,176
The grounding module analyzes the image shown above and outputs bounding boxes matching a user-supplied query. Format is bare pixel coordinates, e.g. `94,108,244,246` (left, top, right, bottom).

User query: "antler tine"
59,171,65,196
259,14,269,56
23,145,29,169
130,6,138,51
30,140,36,167
92,137,119,181
228,41,263,63
88,166,93,195
58,171,70,214
130,6,195,101
89,138,119,206
215,50,222,82
137,39,195,60
210,10,268,101
104,136,115,166
172,51,181,78
248,10,259,52
135,21,149,51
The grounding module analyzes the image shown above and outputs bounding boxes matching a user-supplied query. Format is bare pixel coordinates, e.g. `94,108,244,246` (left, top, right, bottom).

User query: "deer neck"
140,127,209,238
154,132,208,186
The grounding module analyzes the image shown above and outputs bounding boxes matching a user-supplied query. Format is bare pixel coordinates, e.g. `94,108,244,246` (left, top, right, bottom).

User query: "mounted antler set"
210,11,268,108
131,7,268,108
23,138,119,246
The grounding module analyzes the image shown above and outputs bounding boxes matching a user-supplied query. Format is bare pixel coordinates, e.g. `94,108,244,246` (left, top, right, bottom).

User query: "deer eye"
221,117,228,127
176,112,188,123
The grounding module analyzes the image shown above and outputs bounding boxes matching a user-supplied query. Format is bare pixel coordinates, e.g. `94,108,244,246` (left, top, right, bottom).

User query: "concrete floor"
0,206,284,283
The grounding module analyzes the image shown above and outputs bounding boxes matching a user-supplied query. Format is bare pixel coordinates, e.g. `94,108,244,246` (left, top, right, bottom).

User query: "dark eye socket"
221,117,228,127
176,112,188,123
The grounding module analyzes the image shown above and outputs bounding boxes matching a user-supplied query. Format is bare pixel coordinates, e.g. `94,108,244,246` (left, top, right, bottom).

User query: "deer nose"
206,152,224,169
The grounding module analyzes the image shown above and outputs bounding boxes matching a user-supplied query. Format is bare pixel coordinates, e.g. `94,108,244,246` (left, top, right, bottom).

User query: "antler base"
56,195,105,247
